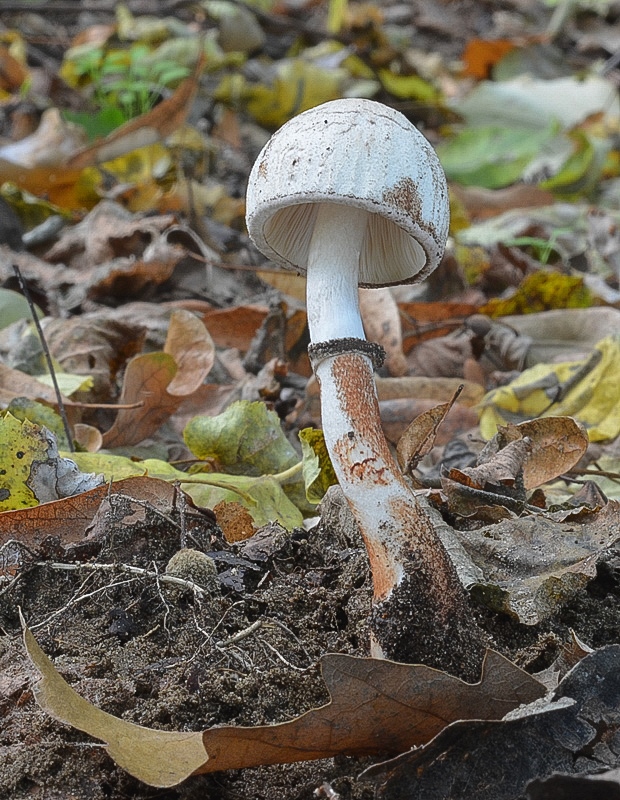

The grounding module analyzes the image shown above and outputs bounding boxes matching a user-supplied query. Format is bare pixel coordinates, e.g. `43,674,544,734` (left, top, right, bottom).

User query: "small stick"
36,561,211,596
12,264,74,452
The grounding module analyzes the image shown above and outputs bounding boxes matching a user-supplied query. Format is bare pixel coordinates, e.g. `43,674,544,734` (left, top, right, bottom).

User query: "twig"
260,640,307,671
216,619,264,648
12,264,74,452
35,561,212,597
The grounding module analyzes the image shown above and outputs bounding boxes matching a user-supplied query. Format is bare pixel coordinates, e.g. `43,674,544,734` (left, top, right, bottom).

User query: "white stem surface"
305,203,368,343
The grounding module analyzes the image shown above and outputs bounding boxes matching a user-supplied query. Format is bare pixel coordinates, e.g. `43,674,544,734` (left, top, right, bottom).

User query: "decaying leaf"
44,200,175,270
462,500,620,624
502,307,620,368
0,475,195,574
164,308,215,396
365,646,620,800
527,769,620,799
396,385,463,475
22,623,545,788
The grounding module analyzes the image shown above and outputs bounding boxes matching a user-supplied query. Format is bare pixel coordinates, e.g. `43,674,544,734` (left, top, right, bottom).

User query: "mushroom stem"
311,345,483,672
306,203,367,343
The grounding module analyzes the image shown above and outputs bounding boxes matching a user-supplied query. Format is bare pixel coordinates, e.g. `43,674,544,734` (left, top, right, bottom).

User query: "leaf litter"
1,0,620,798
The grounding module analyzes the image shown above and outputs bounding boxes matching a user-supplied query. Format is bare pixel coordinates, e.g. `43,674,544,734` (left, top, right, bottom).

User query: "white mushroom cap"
246,98,450,288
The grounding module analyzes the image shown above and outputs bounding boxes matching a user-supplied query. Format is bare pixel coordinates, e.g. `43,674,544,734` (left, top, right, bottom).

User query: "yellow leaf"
479,335,620,442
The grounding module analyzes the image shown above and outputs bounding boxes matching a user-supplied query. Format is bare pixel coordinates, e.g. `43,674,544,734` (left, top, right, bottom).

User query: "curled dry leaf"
102,310,213,448
491,417,589,489
396,386,464,474
503,308,620,367
381,398,480,447
442,417,589,518
23,623,544,788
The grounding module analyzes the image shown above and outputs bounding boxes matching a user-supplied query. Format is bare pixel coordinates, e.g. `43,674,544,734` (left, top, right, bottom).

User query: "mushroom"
246,99,483,675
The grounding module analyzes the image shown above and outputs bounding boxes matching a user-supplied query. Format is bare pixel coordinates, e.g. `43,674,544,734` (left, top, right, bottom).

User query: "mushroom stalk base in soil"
310,340,484,677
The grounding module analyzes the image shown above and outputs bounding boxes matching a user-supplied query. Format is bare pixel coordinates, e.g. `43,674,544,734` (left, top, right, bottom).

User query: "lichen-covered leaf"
0,414,102,511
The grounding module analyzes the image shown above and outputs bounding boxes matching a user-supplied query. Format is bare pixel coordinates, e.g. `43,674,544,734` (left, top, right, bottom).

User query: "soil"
2,484,620,800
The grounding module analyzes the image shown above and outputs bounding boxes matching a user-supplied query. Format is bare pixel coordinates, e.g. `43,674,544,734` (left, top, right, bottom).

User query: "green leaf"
540,131,608,198
378,69,439,102
0,288,43,330
437,125,555,188
63,108,128,140
183,400,299,476
66,450,303,528
299,428,338,503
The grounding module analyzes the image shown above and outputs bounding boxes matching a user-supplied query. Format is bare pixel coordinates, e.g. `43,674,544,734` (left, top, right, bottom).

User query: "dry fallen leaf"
0,363,67,408
44,201,175,271
164,309,215,396
365,646,620,800
463,500,620,624
381,398,479,447
0,108,87,168
397,386,464,474
202,304,269,350
441,417,589,517
102,310,214,448
22,629,545,787
492,418,589,490
0,476,186,559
